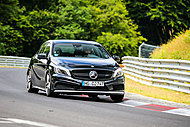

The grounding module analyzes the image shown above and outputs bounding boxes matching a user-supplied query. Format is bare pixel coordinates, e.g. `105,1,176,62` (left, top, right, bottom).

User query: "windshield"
53,43,110,59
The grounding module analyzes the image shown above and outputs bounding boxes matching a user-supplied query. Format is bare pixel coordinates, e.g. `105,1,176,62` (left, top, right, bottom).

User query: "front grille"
71,70,113,81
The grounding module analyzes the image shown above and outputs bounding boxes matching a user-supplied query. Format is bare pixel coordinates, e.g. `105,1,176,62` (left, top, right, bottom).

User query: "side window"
39,43,47,54
44,44,50,56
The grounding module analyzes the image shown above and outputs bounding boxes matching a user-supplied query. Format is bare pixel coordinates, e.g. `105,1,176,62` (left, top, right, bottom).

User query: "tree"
0,0,146,58
0,0,20,23
0,0,58,56
0,0,24,56
55,0,94,40
18,10,58,56
0,23,24,56
19,0,58,11
92,0,146,57
126,0,190,45
97,33,139,57
55,0,146,57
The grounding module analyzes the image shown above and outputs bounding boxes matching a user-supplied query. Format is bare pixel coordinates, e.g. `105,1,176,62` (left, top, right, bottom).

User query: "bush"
150,30,190,60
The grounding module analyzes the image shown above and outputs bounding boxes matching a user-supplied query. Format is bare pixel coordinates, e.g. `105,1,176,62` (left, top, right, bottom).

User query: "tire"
45,72,55,97
26,70,39,93
110,94,124,102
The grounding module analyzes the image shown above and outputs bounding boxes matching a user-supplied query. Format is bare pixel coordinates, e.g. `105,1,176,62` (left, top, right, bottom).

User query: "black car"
27,40,125,101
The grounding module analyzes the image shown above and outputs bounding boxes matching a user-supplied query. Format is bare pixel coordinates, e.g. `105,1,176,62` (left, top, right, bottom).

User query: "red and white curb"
118,100,190,117
80,95,190,117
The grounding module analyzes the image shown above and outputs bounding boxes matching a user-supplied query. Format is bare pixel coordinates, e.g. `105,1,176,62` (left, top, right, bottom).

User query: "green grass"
150,30,190,60
125,76,190,105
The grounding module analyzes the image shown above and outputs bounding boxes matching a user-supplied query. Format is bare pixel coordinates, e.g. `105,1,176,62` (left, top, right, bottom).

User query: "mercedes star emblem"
89,71,98,79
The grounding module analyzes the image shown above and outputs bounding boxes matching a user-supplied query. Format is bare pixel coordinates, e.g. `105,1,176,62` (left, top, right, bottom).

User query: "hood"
51,57,118,68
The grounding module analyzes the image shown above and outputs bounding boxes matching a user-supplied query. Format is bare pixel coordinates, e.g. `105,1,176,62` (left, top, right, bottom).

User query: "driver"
84,47,92,54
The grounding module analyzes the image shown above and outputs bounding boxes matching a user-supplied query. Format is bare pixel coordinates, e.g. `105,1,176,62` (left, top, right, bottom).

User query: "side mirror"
37,53,47,59
113,55,120,63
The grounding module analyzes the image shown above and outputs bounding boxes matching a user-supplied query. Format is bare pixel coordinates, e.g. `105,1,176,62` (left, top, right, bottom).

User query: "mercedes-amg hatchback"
27,40,125,101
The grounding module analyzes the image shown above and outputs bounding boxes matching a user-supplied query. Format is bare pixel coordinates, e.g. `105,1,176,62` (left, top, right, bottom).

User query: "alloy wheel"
26,71,32,92
45,73,52,96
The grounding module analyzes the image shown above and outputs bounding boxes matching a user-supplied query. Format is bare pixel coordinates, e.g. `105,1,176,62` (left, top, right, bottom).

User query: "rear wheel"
26,70,38,93
110,94,124,102
45,72,55,97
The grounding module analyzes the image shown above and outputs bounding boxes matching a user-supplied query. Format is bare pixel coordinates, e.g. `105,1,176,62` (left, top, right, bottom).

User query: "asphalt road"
0,68,189,127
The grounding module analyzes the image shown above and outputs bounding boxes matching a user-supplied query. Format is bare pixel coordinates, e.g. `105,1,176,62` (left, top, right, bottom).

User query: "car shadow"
37,91,121,103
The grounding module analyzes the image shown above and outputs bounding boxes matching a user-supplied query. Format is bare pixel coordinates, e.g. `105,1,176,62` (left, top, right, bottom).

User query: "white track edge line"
0,118,61,127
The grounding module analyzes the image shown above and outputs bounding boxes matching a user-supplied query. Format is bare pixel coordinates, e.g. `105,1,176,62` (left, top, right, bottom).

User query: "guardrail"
0,56,31,67
122,56,190,93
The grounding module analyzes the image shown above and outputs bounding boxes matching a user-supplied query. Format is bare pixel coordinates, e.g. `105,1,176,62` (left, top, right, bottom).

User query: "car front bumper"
52,74,125,95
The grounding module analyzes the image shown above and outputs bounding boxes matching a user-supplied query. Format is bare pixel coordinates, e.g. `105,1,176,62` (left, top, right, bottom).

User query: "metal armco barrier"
122,56,190,93
0,56,31,67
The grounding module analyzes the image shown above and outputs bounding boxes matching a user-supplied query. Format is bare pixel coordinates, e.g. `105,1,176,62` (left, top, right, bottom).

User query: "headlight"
54,66,71,76
113,68,123,77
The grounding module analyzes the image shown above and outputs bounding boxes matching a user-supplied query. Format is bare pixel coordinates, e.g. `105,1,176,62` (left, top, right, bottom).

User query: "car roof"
48,40,101,45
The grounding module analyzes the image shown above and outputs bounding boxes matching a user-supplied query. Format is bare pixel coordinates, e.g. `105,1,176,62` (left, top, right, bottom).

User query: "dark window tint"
53,43,110,59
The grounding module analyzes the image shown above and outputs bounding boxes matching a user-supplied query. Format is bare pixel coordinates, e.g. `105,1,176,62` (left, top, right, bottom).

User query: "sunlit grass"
125,77,190,105
150,30,190,60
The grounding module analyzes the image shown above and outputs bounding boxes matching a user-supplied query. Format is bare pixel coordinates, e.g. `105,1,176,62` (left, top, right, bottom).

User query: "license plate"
82,81,104,87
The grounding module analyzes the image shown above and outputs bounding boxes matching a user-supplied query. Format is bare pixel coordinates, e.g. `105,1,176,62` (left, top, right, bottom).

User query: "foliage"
54,0,145,58
150,30,190,60
93,0,146,57
3,0,189,58
18,10,58,56
126,0,190,45
0,0,21,23
0,0,24,56
0,23,24,55
19,0,58,11
97,32,138,57
55,0,93,40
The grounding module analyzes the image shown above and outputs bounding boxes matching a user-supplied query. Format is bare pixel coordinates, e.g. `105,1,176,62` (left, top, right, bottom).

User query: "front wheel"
45,72,55,97
110,94,124,102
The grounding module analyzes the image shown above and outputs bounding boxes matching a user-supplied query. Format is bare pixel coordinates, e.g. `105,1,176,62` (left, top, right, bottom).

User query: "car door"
32,42,49,87
38,43,51,87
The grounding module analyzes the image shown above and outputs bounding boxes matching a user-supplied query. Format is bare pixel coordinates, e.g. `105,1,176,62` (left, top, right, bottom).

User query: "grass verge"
125,76,190,105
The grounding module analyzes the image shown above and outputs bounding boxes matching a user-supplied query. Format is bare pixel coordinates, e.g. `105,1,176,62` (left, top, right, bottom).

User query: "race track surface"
0,68,189,127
